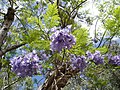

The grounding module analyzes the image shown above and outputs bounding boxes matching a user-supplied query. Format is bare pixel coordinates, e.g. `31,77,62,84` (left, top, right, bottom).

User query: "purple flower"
50,30,76,52
108,55,120,66
7,31,12,36
93,51,104,65
70,55,87,72
39,50,51,61
86,51,104,65
10,51,41,77
86,51,94,59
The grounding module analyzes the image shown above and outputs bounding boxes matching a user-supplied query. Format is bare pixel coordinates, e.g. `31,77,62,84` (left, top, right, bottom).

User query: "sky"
75,0,102,38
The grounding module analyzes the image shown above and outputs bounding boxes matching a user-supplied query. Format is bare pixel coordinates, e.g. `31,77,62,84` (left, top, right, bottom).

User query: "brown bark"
0,7,15,48
0,7,17,70
38,64,79,90
0,43,26,57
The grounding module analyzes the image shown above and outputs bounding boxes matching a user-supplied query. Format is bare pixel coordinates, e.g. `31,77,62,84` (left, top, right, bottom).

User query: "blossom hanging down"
10,51,41,77
86,51,104,65
108,54,120,66
50,30,76,52
70,54,87,72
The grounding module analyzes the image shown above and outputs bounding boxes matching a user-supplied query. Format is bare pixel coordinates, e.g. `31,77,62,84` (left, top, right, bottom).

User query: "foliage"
44,3,60,29
0,0,120,90
105,6,120,36
70,27,91,55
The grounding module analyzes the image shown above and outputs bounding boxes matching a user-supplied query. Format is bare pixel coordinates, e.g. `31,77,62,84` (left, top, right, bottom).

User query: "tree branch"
70,0,87,15
8,0,14,8
0,12,5,15
0,43,26,57
2,77,21,90
94,18,99,39
39,64,79,90
0,7,15,48
97,29,107,48
59,5,70,17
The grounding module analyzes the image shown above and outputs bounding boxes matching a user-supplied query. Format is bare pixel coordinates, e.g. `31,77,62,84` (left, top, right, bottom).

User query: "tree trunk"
0,7,15,69
0,7,15,48
38,64,79,90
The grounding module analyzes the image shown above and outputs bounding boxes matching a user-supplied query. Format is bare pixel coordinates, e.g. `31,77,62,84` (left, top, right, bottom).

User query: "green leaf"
113,6,120,19
69,28,90,55
105,6,120,36
30,40,50,50
95,46,108,54
44,3,60,29
23,30,43,43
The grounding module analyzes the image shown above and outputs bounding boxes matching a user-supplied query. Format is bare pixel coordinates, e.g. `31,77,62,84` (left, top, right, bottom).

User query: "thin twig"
57,0,59,6
2,77,21,90
37,78,44,87
66,0,87,27
0,12,5,15
70,0,87,15
59,5,70,17
97,29,107,48
8,0,14,8
107,32,117,49
15,14,26,30
49,0,54,4
94,18,99,39
62,49,66,61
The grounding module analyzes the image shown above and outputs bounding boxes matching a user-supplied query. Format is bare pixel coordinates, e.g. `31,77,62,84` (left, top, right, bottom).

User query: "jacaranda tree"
0,0,120,90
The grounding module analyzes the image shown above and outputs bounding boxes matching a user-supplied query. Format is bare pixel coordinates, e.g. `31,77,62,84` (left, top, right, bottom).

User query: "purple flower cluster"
10,51,40,77
70,55,87,72
108,54,120,66
39,50,51,61
86,51,104,65
50,30,76,52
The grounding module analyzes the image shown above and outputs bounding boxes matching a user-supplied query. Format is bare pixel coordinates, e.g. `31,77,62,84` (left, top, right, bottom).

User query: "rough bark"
0,7,15,48
38,64,79,90
0,7,15,69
